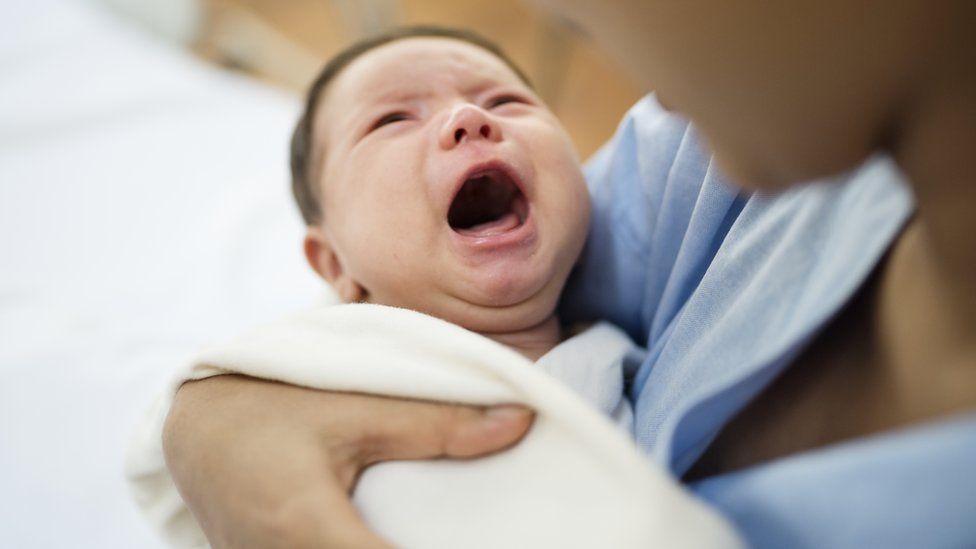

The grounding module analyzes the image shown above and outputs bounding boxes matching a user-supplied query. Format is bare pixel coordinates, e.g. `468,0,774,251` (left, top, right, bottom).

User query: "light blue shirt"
561,96,976,548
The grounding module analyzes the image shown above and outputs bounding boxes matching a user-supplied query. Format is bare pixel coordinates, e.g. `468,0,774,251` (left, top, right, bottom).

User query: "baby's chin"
362,251,573,333
443,302,558,335
414,285,563,335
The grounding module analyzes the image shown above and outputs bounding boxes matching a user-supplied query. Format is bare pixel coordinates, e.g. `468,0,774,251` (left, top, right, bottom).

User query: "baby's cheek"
545,120,583,163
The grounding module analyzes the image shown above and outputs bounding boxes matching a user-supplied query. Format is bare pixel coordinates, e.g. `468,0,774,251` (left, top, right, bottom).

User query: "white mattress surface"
0,1,323,546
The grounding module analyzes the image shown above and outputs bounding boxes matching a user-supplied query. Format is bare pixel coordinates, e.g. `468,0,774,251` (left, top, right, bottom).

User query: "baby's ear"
303,227,366,303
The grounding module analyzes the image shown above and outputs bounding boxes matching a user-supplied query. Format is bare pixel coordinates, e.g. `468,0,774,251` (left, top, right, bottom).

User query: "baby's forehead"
327,38,524,106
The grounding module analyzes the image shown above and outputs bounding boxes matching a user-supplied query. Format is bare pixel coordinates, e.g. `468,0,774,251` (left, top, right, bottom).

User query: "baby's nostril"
454,128,465,143
479,124,490,138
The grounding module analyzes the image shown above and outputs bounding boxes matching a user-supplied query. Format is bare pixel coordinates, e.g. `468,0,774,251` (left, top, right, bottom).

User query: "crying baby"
291,26,595,363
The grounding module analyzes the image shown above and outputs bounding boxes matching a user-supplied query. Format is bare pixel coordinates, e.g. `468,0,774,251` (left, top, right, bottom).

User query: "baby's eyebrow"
364,78,513,107
340,78,524,133
366,88,431,105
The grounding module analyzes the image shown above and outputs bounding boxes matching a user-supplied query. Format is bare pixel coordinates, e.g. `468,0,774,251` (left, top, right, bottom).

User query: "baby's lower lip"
449,208,536,254
454,211,522,237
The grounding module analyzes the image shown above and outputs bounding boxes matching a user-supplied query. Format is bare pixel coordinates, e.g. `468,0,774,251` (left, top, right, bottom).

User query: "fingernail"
484,404,530,423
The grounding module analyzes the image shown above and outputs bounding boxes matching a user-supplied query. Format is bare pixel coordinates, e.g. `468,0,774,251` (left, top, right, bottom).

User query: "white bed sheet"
0,1,324,546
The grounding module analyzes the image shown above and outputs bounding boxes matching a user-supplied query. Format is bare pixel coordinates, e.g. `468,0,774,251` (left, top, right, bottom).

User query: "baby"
291,26,593,362
128,26,740,549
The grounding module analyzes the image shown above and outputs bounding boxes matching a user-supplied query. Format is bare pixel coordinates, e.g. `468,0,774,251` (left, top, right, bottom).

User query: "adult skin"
164,378,532,548
537,0,976,477
165,0,976,545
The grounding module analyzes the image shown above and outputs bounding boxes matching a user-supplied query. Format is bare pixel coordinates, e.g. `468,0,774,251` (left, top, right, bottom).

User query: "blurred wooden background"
194,0,642,158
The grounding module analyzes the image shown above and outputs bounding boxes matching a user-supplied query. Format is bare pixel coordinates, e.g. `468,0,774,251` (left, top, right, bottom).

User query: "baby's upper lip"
446,158,527,218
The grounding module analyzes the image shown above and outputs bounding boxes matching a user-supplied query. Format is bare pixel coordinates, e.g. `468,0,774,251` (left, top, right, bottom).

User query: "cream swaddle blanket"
126,304,741,548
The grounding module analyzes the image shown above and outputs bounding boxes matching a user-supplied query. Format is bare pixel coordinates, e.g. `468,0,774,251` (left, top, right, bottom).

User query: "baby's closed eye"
369,112,411,133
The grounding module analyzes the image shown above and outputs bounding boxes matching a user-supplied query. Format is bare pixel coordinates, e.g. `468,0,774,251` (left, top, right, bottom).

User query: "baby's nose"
440,104,502,149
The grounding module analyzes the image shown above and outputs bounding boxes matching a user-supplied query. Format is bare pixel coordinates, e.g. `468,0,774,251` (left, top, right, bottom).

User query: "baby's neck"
480,314,563,362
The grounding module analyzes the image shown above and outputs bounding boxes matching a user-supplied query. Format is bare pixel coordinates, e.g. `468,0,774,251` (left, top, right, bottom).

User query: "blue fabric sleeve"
692,413,976,549
560,96,745,348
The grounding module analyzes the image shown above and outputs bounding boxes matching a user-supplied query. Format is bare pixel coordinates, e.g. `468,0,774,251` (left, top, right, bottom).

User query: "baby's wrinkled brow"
368,89,431,105
366,77,514,106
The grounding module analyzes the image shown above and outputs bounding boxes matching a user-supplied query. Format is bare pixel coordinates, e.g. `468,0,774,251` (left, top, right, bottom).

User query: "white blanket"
126,304,741,548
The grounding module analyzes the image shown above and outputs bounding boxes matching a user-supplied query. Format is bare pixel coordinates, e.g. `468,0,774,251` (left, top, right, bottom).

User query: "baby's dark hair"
290,25,533,226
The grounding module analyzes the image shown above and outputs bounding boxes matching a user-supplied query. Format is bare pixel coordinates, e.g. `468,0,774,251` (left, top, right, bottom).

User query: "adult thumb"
360,399,535,466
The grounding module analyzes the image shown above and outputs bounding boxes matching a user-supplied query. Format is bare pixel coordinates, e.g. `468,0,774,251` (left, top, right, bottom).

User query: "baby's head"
291,26,590,334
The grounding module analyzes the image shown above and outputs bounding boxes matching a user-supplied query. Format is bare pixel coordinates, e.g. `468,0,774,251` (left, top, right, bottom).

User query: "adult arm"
163,374,533,549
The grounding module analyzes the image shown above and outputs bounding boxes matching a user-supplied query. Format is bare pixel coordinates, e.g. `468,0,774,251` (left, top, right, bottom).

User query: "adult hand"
163,374,534,549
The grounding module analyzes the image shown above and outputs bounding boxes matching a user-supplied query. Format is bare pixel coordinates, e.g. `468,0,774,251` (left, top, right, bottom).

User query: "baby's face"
306,37,590,333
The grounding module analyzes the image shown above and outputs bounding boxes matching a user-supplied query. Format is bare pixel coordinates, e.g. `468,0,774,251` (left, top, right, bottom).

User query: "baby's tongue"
456,211,520,237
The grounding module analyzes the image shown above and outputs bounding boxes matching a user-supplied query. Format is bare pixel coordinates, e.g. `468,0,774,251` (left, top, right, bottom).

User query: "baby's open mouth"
448,169,528,236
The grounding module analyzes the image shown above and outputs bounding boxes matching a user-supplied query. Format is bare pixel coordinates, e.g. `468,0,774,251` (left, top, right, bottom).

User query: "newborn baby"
292,26,593,363
288,25,642,423
127,26,740,549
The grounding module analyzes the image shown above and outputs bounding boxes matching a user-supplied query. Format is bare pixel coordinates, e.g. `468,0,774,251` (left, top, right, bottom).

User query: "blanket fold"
126,304,741,548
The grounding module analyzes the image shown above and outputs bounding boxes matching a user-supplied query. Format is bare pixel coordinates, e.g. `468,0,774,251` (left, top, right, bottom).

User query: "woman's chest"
685,222,976,479
684,273,891,479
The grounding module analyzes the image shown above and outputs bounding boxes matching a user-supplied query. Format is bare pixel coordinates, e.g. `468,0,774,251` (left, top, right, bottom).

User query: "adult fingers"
327,394,535,472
